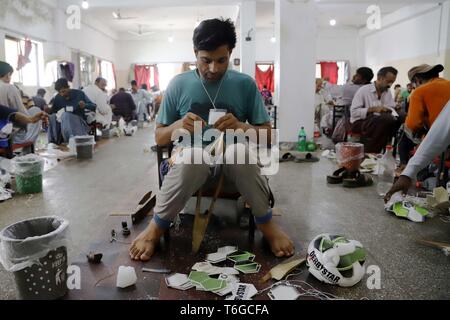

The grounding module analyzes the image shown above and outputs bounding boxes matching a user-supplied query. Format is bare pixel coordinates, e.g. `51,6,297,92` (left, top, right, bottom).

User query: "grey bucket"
0,216,69,300
74,136,95,160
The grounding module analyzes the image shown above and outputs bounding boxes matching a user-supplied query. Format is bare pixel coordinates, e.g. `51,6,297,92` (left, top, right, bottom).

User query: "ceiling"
66,0,446,35
85,5,239,34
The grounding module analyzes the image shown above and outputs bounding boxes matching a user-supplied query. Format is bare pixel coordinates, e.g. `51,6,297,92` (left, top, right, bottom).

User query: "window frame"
4,35,42,86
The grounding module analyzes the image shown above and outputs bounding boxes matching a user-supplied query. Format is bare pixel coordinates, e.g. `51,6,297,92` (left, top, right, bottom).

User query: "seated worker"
398,64,450,170
0,61,43,145
32,88,48,111
323,67,374,137
350,66,402,153
339,67,374,107
131,81,151,122
129,18,294,261
385,101,450,202
405,64,450,135
401,83,413,109
110,88,137,123
0,104,47,128
48,78,96,145
83,77,113,129
315,78,334,133
260,85,273,106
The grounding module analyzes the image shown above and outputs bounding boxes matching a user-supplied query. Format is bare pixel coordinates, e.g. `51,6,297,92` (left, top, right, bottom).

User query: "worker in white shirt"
384,100,450,202
83,77,113,129
131,81,152,122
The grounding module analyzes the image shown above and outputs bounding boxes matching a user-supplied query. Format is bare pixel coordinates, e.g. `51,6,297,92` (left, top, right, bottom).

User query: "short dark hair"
119,88,125,92
394,84,401,89
95,77,106,84
141,84,148,90
193,18,237,51
37,88,46,96
356,67,374,84
378,66,398,78
55,78,69,91
0,61,14,78
131,80,137,86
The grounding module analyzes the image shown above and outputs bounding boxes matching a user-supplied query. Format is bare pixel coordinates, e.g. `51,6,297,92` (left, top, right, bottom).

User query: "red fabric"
134,65,151,88
255,64,274,92
320,62,338,85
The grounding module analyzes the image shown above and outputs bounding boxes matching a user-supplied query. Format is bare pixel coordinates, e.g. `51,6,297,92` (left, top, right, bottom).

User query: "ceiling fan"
127,25,155,37
112,9,137,20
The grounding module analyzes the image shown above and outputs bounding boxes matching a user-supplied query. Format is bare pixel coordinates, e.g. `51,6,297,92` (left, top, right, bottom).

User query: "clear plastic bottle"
376,145,396,197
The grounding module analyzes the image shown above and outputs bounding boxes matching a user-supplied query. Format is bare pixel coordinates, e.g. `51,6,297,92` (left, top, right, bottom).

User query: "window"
79,54,93,89
4,37,42,86
100,60,116,91
157,63,183,91
316,61,348,85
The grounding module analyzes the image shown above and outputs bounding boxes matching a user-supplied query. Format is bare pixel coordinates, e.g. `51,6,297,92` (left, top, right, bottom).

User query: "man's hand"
79,101,86,109
182,112,206,133
369,106,392,114
384,175,412,203
214,113,242,132
30,112,48,124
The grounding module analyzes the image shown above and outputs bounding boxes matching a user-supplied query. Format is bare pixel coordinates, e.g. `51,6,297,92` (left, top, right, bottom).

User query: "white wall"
0,0,118,96
360,1,450,85
115,26,360,88
317,27,359,75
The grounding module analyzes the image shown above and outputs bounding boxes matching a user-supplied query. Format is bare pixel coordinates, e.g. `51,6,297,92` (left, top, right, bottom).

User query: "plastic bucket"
12,155,44,194
74,136,95,160
0,216,70,300
336,142,364,171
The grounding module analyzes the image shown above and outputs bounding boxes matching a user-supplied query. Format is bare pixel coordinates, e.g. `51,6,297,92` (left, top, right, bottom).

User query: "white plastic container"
376,145,396,197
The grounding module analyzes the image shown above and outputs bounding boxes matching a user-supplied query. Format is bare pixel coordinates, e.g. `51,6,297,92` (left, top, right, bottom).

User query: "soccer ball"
306,234,366,287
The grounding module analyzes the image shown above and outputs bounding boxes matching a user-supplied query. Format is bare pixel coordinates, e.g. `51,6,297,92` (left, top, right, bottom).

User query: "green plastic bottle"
298,127,307,152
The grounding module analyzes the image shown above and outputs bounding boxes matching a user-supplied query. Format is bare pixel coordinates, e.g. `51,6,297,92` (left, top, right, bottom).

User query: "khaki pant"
154,146,272,229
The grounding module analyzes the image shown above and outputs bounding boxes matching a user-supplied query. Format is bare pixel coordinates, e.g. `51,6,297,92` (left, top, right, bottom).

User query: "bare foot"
257,220,295,257
129,220,165,261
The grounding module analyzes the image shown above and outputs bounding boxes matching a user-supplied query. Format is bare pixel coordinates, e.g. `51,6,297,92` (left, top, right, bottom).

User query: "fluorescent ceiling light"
329,19,337,26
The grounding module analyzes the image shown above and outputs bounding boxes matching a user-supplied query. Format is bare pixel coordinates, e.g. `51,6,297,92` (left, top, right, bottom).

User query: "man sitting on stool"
350,67,403,153
48,78,96,145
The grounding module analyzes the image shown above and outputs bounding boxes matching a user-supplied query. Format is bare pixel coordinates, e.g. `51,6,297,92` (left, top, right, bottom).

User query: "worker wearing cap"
405,64,450,134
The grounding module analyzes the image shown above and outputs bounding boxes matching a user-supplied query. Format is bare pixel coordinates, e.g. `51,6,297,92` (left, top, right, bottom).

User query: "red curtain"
134,65,151,88
135,64,160,89
255,64,274,92
320,62,338,85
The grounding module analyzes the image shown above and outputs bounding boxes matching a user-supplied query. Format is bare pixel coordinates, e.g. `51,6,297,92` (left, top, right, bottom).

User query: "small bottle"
298,127,307,152
314,123,321,139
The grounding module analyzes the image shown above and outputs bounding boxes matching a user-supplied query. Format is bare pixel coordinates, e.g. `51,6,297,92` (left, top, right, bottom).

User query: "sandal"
294,156,319,163
279,152,296,162
342,171,373,188
327,167,349,184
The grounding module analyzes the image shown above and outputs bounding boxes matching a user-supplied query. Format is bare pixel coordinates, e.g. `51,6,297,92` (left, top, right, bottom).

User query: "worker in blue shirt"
48,78,96,145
